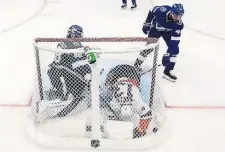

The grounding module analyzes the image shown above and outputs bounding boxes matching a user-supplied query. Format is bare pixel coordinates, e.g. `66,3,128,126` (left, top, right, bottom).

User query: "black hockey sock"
131,0,137,5
122,0,127,4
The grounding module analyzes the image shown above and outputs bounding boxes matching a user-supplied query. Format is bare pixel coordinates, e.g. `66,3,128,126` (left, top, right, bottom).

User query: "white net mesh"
27,37,168,150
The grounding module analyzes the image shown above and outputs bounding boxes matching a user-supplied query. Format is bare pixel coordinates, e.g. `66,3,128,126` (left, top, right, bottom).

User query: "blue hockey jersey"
144,5,184,54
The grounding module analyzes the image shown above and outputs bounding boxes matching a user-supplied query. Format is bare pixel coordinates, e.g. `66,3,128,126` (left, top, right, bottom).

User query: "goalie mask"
67,25,83,38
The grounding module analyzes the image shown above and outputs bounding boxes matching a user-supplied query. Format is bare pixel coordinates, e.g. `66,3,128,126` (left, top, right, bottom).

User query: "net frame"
27,37,169,150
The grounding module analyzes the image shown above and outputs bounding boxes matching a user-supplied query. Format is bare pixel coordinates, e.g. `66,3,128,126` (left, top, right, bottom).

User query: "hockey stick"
140,64,162,76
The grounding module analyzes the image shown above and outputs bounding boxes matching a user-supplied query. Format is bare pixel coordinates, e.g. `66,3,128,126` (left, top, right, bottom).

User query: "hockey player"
134,4,184,82
100,64,152,138
121,0,137,10
47,25,91,101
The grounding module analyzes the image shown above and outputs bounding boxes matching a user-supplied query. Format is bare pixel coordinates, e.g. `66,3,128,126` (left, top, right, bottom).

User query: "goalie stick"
141,64,162,75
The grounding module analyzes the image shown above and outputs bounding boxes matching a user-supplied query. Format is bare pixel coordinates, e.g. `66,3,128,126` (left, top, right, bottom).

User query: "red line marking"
166,104,225,109
165,102,225,109
0,98,225,110
0,97,32,107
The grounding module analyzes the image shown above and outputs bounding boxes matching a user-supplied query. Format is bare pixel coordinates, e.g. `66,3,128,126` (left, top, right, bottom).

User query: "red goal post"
27,37,169,150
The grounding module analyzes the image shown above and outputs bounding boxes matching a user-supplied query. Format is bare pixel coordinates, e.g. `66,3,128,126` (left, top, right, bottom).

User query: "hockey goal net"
27,37,168,150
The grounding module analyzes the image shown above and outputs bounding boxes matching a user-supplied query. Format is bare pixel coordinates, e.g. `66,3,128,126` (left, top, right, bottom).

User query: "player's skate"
121,3,127,9
162,70,177,82
130,4,137,10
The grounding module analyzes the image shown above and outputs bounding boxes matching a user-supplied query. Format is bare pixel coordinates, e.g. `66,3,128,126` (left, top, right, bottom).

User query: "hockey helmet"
172,3,184,15
171,3,184,20
67,25,83,38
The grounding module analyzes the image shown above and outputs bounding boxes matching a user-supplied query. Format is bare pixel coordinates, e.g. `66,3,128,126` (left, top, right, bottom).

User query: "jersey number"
175,30,181,35
115,82,133,103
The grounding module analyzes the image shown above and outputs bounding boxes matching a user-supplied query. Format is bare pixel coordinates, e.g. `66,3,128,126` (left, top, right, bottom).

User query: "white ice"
0,0,225,151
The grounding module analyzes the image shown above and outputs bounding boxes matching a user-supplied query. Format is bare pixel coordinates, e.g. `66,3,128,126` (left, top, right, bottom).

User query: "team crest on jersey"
160,7,167,12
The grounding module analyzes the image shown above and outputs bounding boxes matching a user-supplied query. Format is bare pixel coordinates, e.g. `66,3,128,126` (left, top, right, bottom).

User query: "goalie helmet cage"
27,37,169,150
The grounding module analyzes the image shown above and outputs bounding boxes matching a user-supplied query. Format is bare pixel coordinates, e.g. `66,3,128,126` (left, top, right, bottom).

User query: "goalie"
100,64,153,138
47,24,91,101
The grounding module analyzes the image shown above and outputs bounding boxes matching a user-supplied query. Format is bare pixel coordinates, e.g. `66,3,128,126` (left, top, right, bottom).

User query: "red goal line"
0,99,225,110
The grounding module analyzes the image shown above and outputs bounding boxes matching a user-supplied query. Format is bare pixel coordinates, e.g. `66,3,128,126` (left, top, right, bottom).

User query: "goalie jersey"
49,41,86,70
98,59,152,107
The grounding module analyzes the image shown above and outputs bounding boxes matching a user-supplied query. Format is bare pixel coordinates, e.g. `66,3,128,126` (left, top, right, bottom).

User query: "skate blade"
121,6,127,10
162,75,176,82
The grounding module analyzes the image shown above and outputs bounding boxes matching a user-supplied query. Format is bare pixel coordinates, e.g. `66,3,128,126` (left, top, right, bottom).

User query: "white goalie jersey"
105,78,151,120
99,61,151,119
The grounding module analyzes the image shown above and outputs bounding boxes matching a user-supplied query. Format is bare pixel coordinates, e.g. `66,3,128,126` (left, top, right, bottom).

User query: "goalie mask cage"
27,37,169,150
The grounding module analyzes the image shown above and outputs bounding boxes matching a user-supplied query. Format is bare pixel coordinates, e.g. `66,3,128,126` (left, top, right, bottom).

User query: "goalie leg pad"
134,48,154,68
47,66,65,98
56,96,84,117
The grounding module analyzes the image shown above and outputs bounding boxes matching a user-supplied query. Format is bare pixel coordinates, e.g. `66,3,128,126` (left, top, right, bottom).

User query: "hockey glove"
133,127,147,139
142,22,151,35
